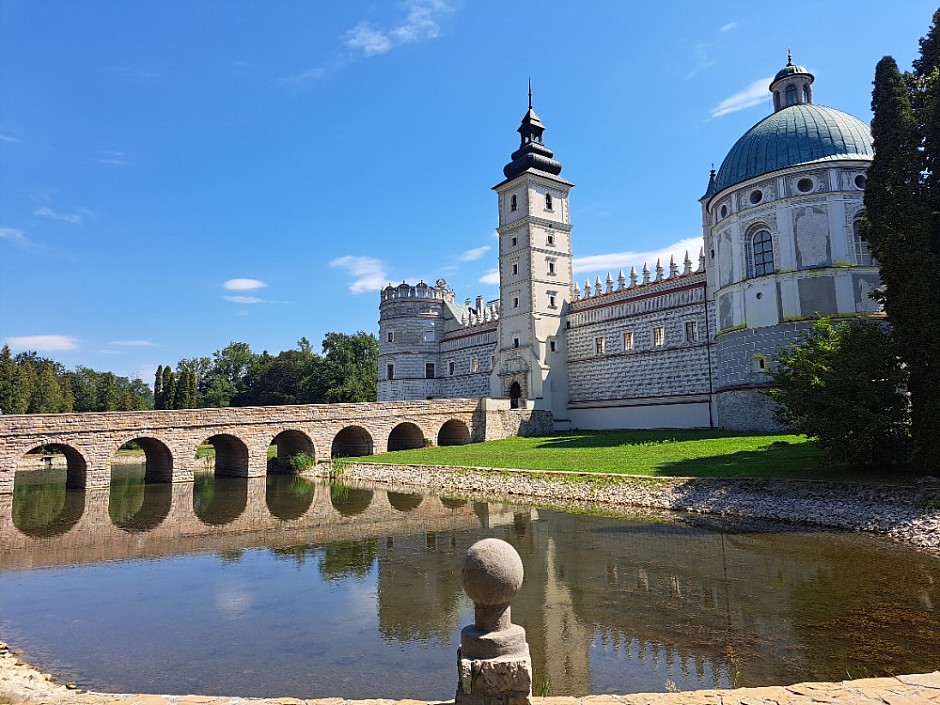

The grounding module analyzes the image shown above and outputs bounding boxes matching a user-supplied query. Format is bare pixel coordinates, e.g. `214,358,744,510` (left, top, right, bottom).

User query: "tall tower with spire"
490,88,573,421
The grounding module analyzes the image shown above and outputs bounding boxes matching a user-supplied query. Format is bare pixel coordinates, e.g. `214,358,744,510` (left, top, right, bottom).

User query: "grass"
348,429,894,481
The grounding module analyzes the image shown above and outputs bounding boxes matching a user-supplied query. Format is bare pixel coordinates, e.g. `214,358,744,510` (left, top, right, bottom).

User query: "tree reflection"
12,469,85,537
319,539,377,581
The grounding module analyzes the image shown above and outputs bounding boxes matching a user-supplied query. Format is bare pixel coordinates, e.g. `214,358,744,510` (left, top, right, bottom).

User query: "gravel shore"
325,463,940,555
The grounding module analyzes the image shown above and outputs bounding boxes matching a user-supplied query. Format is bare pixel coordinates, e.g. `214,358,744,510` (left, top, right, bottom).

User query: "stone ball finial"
462,539,524,633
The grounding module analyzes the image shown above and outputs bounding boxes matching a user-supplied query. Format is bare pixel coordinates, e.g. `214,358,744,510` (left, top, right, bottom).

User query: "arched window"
545,193,552,210
785,84,797,106
510,194,517,212
853,217,874,266
803,85,811,103
746,229,774,277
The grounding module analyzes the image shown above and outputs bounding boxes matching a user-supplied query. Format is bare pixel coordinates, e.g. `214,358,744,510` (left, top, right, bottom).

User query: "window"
595,336,605,355
623,331,634,351
511,260,518,275
386,331,394,343
425,363,435,379
511,235,517,247
785,84,797,106
751,354,768,373
387,364,395,380
510,194,517,212
547,260,556,275
512,294,520,308
547,232,555,246
720,204,728,218
653,326,665,347
423,329,435,342
545,193,553,210
448,361,455,376
797,177,814,193
513,337,520,348
853,218,874,266
549,340,556,352
471,356,478,373
747,229,774,277
749,189,763,205
548,294,556,308
685,321,697,342
855,174,867,190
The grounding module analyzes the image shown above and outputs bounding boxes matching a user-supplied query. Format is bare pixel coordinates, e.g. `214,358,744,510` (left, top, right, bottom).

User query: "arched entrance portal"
509,381,522,409
387,423,424,451
331,426,373,457
437,419,470,446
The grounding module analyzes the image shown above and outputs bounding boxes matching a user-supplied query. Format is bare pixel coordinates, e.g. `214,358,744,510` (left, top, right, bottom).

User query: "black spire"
502,83,562,180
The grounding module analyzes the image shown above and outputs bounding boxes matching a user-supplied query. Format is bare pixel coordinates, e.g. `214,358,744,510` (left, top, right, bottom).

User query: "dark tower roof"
502,83,563,180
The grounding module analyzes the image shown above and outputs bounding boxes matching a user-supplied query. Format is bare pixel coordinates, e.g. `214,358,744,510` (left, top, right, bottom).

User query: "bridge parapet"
0,399,552,493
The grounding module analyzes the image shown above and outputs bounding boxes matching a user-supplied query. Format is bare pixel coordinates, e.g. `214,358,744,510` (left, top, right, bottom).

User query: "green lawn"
350,430,862,480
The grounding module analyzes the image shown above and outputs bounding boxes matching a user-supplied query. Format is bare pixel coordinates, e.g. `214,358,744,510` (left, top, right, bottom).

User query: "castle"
377,60,880,431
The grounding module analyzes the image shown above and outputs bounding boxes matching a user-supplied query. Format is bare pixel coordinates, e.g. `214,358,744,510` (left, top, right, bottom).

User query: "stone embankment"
2,641,938,704
328,463,940,554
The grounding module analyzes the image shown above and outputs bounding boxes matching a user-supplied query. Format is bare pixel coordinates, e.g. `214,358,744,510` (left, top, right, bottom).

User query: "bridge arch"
268,429,316,473
198,434,250,477
387,491,423,513
330,484,373,516
193,473,248,526
15,443,89,488
437,419,471,446
111,436,174,483
387,422,425,452
331,426,373,457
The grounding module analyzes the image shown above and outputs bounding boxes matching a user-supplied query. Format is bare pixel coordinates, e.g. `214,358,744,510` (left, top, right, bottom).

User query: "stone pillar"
456,538,532,705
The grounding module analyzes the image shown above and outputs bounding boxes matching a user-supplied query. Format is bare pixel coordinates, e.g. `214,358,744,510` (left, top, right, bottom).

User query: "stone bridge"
0,398,552,494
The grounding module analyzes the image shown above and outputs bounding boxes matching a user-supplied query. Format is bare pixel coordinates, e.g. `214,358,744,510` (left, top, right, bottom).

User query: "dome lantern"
770,50,814,112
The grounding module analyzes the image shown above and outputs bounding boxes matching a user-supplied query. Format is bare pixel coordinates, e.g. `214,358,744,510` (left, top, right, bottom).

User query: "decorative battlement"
573,249,705,304
381,278,455,303
460,297,501,327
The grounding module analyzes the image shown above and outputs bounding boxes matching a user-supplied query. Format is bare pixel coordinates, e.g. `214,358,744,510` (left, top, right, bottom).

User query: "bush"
287,451,316,474
767,318,911,468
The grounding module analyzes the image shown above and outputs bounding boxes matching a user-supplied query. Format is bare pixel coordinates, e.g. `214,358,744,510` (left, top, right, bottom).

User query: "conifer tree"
865,28,940,471
154,365,164,410
0,345,28,414
173,370,188,409
29,360,64,413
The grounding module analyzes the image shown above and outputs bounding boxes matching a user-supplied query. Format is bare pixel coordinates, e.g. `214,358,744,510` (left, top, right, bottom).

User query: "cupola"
770,51,814,112
502,82,563,180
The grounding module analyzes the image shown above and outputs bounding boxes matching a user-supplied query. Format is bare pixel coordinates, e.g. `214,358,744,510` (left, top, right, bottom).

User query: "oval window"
720,204,728,218
855,174,867,190
749,189,762,205
797,178,814,193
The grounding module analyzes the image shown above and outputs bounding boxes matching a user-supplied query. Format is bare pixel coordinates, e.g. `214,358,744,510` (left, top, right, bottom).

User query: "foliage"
864,12,940,472
287,451,316,474
767,318,911,468
356,430,838,481
319,331,378,403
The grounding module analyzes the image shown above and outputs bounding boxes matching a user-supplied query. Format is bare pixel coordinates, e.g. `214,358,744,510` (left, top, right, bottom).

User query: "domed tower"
490,86,574,420
700,56,879,430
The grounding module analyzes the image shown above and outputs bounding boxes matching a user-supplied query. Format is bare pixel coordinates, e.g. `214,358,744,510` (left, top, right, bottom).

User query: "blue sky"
0,0,934,381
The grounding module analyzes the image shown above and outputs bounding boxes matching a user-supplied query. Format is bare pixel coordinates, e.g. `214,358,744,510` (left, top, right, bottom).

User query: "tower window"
653,326,665,347
548,294,556,308
547,232,555,246
623,331,634,351
549,340,556,352
786,84,797,106
595,336,605,355
797,177,814,193
545,193,553,210
448,361,455,375
423,329,435,342
855,174,867,190
510,194,517,212
511,260,518,275
547,260,556,275
386,331,394,343
685,321,697,342
512,295,520,308
387,364,395,380
747,229,774,277
471,356,478,373
425,363,435,379
513,337,520,348
853,217,874,266
749,189,763,205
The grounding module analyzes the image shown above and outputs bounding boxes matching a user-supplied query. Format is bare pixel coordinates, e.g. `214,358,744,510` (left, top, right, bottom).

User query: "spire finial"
528,79,532,110
787,48,792,65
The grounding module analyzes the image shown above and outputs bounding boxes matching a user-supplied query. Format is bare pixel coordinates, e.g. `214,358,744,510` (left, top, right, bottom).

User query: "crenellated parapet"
571,249,706,307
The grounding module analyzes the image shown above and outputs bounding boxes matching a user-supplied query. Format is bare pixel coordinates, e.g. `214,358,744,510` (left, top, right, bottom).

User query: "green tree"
154,365,164,410
161,366,176,410
865,26,940,471
29,360,65,413
0,345,29,414
768,318,910,468
202,342,255,407
97,372,119,411
320,331,378,403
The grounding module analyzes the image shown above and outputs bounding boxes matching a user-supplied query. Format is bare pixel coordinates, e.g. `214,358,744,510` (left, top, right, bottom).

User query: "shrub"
287,451,316,474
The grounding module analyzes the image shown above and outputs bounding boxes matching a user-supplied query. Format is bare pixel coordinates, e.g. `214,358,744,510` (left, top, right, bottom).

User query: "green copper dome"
710,104,872,196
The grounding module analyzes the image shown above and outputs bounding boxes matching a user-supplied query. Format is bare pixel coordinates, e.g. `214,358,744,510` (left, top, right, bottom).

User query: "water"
0,464,938,700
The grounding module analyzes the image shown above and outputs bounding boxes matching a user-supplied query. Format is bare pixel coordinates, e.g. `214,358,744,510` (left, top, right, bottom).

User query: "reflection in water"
387,491,423,513
1,477,938,700
12,469,85,537
193,472,248,525
109,464,172,533
441,497,467,509
265,474,316,520
330,482,373,516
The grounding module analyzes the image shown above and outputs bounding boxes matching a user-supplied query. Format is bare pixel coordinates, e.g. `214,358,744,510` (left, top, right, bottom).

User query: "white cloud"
711,77,773,118
7,334,79,352
345,0,453,57
223,295,265,304
100,150,126,165
0,134,20,143
111,340,157,347
33,206,84,224
458,245,492,262
720,22,737,32
223,278,267,291
572,237,704,279
330,255,389,294
0,228,28,246
479,268,500,286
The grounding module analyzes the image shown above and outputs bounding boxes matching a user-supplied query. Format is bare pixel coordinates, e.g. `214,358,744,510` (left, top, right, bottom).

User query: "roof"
773,62,812,83
708,103,873,197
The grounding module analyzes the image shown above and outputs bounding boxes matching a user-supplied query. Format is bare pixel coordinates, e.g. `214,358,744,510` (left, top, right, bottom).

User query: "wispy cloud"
479,268,499,286
720,22,737,32
711,76,773,118
0,227,29,247
33,206,87,224
223,278,267,291
0,133,20,143
111,340,157,347
345,0,453,57
572,237,704,279
458,245,492,262
100,150,127,166
7,334,79,352
330,255,389,294
223,295,265,304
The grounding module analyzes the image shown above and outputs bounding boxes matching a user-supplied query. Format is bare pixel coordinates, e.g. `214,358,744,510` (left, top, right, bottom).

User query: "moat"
0,465,938,700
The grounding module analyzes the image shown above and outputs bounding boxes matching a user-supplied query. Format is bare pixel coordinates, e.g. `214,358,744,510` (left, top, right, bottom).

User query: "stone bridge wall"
0,399,553,494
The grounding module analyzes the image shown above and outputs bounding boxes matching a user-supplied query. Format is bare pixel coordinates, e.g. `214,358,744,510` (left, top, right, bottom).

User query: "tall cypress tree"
162,366,176,410
866,45,940,472
154,365,164,410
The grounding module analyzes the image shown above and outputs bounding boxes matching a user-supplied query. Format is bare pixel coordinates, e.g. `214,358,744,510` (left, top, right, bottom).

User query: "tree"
29,360,65,413
768,318,910,468
202,342,255,407
161,366,176,410
865,20,940,472
154,365,164,410
97,372,119,411
320,331,378,403
0,345,29,414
